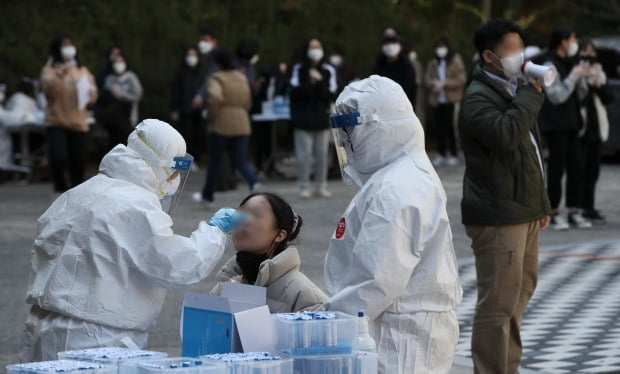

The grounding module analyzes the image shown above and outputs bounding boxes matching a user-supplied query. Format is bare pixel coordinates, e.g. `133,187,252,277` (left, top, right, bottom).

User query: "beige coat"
210,247,327,313
425,54,466,107
40,63,97,132
207,70,252,136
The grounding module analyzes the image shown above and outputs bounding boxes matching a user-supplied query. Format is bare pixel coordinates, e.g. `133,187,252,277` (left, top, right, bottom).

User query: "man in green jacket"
459,19,551,374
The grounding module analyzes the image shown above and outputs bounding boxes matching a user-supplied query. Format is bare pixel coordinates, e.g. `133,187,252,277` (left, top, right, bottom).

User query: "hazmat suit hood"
99,119,187,198
334,75,428,185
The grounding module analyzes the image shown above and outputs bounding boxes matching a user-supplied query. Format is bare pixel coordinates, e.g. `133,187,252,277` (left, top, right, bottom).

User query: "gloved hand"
208,208,249,233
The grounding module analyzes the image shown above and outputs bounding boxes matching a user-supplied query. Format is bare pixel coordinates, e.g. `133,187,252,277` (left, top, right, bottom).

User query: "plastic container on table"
58,347,168,370
118,357,226,374
292,351,378,374
7,360,116,374
200,352,294,374
272,311,358,356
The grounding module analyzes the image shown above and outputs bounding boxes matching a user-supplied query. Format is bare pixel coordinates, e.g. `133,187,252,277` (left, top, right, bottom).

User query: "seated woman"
211,192,327,312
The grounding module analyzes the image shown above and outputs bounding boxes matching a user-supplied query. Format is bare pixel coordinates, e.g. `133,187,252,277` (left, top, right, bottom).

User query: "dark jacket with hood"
459,64,551,226
289,61,337,131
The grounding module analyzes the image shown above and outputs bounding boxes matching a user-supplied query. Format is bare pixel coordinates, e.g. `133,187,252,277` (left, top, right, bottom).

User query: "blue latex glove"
208,208,249,233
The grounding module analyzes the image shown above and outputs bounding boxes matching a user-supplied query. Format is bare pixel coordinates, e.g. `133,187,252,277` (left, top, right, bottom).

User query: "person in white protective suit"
324,75,462,374
20,118,244,362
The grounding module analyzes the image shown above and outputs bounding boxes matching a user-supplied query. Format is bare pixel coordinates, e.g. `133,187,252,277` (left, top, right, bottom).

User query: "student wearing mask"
539,26,592,230
192,27,219,111
460,19,550,373
195,47,259,207
576,39,615,224
289,38,338,199
40,34,97,192
211,193,327,313
426,37,466,167
98,55,143,150
95,46,123,91
371,32,417,109
171,47,205,165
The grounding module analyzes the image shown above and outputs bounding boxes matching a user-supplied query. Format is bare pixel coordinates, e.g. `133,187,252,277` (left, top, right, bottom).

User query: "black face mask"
236,251,268,284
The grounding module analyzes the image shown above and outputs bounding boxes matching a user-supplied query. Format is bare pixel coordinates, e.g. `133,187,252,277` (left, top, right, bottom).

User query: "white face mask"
61,46,76,60
330,55,343,67
382,43,401,57
492,50,524,78
435,47,448,59
249,54,260,65
161,175,180,196
186,55,199,67
113,62,126,74
307,48,324,62
408,51,417,62
568,41,579,57
198,40,214,54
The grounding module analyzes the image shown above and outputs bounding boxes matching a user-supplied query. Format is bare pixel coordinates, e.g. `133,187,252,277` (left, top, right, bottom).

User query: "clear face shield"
329,112,363,185
159,154,194,217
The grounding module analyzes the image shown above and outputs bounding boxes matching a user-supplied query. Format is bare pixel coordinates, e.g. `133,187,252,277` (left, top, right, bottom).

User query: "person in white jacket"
20,119,243,362
324,75,462,374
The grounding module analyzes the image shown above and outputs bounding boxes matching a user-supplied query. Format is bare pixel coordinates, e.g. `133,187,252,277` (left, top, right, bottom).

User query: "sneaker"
192,192,215,209
431,154,445,167
582,209,606,225
568,211,593,229
299,188,313,199
446,156,459,166
549,213,570,231
251,182,263,193
316,188,332,198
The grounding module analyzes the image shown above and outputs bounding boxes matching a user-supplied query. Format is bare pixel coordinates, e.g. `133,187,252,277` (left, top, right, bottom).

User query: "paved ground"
1,162,619,372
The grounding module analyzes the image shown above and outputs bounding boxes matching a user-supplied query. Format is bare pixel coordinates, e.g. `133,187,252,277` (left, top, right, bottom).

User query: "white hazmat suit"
324,76,462,373
21,119,227,362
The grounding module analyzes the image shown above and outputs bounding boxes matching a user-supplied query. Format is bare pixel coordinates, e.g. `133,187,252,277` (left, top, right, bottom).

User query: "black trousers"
544,131,585,209
432,103,457,157
46,126,87,192
580,139,601,211
175,111,205,164
251,121,273,172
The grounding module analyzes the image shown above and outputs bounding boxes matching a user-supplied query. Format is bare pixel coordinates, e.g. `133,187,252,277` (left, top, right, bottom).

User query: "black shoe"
582,209,606,224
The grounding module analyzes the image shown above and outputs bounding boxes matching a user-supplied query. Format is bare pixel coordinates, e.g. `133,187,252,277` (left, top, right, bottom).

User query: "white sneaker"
192,192,215,209
432,154,445,167
549,213,570,231
251,182,262,193
316,188,332,198
568,211,593,229
446,156,459,166
299,188,313,199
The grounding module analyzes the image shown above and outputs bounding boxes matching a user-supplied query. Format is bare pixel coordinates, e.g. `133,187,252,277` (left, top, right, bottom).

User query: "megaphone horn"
522,61,557,87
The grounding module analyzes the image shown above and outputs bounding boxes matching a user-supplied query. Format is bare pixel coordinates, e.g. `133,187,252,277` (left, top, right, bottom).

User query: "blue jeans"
202,134,257,202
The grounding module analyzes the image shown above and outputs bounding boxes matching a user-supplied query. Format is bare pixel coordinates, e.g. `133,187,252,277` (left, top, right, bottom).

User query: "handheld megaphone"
522,61,557,87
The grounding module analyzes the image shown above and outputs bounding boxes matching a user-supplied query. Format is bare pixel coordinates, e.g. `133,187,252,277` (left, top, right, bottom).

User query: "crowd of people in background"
0,23,615,229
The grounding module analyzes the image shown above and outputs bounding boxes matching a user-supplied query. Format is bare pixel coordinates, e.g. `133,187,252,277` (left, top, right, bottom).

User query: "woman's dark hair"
434,36,455,62
579,38,596,54
236,38,260,60
16,77,36,97
49,34,78,65
548,25,574,51
212,47,235,70
240,192,303,256
296,37,324,65
473,19,523,59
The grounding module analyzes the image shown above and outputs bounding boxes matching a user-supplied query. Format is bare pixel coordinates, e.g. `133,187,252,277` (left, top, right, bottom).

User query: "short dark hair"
211,47,235,70
473,19,523,59
240,193,303,256
199,26,217,39
548,25,574,50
